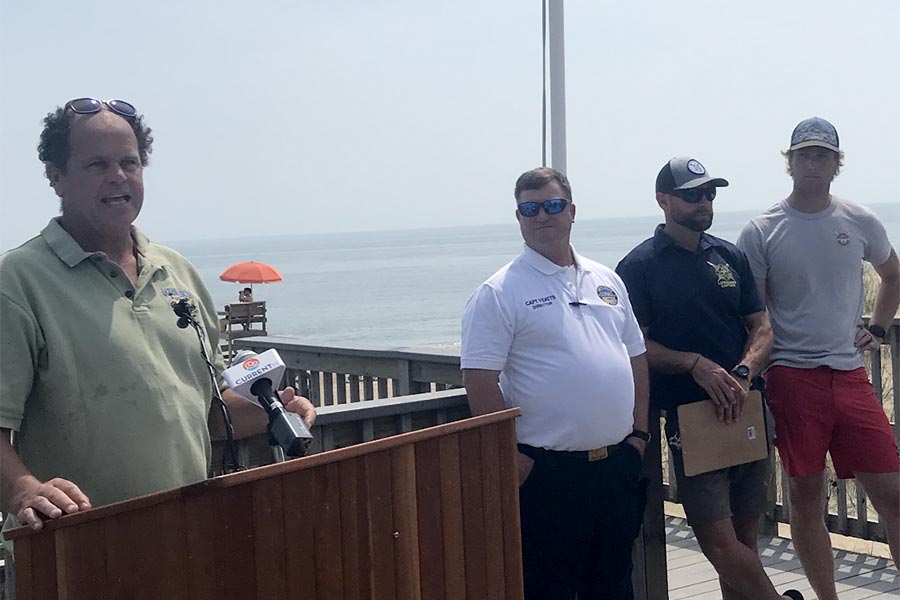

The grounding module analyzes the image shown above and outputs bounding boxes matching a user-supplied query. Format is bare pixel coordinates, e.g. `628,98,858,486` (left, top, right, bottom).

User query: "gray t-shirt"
737,197,892,370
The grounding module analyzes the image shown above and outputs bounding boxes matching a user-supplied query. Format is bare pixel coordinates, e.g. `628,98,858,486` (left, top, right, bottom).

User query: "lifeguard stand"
221,301,267,361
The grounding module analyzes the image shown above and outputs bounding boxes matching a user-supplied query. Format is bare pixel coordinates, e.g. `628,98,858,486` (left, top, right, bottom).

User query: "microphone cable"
173,299,245,473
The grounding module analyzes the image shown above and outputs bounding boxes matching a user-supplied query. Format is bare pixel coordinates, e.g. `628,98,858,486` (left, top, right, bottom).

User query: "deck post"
633,406,668,599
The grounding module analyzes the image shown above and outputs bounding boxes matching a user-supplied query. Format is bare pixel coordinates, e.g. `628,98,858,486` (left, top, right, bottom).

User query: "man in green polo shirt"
0,98,316,535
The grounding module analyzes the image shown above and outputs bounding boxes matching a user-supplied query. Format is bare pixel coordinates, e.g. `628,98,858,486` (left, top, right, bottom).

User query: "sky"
1,1,898,250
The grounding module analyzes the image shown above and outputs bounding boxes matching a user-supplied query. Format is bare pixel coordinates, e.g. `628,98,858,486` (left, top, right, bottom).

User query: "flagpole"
546,0,567,174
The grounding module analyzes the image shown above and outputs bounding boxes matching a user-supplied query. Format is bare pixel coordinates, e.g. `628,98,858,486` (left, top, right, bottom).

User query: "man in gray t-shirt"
737,117,900,600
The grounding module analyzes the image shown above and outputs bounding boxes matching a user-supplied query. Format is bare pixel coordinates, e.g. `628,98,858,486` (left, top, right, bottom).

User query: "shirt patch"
706,261,736,288
834,230,850,246
162,288,194,300
668,431,682,451
597,286,618,305
525,295,556,310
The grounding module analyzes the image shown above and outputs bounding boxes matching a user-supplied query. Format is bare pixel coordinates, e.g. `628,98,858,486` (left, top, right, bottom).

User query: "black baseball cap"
656,157,729,194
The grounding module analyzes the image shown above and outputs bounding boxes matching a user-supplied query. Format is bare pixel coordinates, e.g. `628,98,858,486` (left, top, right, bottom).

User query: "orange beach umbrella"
219,261,283,285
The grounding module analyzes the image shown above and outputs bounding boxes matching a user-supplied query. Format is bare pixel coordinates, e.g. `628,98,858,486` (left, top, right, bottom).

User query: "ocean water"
170,203,899,352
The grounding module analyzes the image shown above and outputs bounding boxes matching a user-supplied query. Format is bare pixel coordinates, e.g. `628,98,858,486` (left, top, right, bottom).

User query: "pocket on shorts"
763,399,776,445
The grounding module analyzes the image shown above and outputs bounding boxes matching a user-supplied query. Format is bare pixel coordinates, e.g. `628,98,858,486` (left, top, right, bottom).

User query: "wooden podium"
7,410,523,600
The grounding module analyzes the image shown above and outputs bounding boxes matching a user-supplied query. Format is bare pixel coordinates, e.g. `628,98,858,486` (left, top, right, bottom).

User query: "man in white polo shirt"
461,167,650,600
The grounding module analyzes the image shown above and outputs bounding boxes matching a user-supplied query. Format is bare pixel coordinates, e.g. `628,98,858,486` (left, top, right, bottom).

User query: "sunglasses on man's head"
517,198,570,217
672,188,716,204
65,98,137,119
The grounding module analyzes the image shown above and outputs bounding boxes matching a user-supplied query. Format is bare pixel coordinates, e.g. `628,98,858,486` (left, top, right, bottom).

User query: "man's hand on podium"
11,475,92,531
2,431,92,530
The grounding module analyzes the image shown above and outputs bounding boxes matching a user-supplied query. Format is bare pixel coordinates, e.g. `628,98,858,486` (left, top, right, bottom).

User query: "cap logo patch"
597,286,619,305
707,261,736,288
687,160,706,175
834,230,850,246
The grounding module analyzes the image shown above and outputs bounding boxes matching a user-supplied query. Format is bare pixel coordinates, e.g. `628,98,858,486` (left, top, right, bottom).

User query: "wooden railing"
2,323,892,596
662,318,899,542
219,341,467,468
234,317,899,546
229,337,668,600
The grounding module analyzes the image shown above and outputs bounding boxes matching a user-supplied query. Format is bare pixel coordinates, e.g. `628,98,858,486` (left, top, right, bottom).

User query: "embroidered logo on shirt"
163,288,194,300
706,261,736,288
668,431,683,451
597,286,619,305
834,230,850,246
525,295,556,310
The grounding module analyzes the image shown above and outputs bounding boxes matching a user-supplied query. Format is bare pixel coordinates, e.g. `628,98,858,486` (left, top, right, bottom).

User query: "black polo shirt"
615,225,764,411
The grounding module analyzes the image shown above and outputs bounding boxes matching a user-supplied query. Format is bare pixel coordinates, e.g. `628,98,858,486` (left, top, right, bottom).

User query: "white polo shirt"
461,244,646,451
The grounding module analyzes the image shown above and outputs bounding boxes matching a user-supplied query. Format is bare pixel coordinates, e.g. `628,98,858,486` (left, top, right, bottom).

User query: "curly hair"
37,104,154,173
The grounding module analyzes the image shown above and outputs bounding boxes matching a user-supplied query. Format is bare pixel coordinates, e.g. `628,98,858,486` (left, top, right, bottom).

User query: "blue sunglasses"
518,198,570,217
672,188,716,204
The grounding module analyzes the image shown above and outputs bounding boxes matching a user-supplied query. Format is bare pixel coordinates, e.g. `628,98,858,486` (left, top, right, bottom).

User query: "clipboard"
677,390,769,476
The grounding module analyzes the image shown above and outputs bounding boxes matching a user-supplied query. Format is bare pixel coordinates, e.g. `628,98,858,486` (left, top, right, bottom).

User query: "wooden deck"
666,515,899,599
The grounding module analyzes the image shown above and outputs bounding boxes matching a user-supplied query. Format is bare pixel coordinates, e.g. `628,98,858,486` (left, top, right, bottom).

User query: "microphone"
223,349,313,458
172,298,197,329
223,349,286,402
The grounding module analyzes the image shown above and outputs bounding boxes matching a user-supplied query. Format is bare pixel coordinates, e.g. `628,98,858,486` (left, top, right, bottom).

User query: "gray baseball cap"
789,117,840,152
655,157,729,193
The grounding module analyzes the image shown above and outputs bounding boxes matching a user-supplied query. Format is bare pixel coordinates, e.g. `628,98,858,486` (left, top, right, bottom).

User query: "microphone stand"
173,299,244,473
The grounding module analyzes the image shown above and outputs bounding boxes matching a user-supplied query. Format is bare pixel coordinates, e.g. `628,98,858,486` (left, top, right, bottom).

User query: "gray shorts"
666,417,773,527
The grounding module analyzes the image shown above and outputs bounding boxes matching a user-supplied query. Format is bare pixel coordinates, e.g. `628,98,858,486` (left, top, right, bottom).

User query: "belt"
518,442,624,462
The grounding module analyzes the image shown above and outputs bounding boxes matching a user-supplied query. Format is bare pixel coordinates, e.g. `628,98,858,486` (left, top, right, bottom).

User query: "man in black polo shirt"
616,157,801,600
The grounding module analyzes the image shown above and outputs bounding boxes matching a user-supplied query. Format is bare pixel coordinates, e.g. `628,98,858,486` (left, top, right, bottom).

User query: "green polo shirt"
0,218,224,508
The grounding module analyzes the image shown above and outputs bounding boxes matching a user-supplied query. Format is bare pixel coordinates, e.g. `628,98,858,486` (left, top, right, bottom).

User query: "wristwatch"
731,364,751,380
867,324,887,341
627,429,651,443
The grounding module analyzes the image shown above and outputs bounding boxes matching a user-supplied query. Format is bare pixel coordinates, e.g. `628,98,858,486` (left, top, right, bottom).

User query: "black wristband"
867,324,887,340
627,429,651,443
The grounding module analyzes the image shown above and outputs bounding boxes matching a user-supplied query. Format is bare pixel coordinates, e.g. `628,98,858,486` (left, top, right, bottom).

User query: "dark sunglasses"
65,98,137,119
517,198,570,217
672,188,716,203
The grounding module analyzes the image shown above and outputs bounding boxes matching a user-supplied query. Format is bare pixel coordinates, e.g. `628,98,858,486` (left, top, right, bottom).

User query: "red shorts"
765,365,899,479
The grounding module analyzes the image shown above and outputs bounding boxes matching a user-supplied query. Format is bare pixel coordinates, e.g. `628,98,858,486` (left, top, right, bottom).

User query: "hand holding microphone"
223,349,314,458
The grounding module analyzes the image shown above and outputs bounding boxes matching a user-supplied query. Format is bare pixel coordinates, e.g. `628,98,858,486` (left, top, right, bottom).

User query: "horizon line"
160,201,899,246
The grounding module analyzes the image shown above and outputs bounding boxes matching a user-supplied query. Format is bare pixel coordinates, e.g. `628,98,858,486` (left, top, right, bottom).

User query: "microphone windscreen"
231,350,258,367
